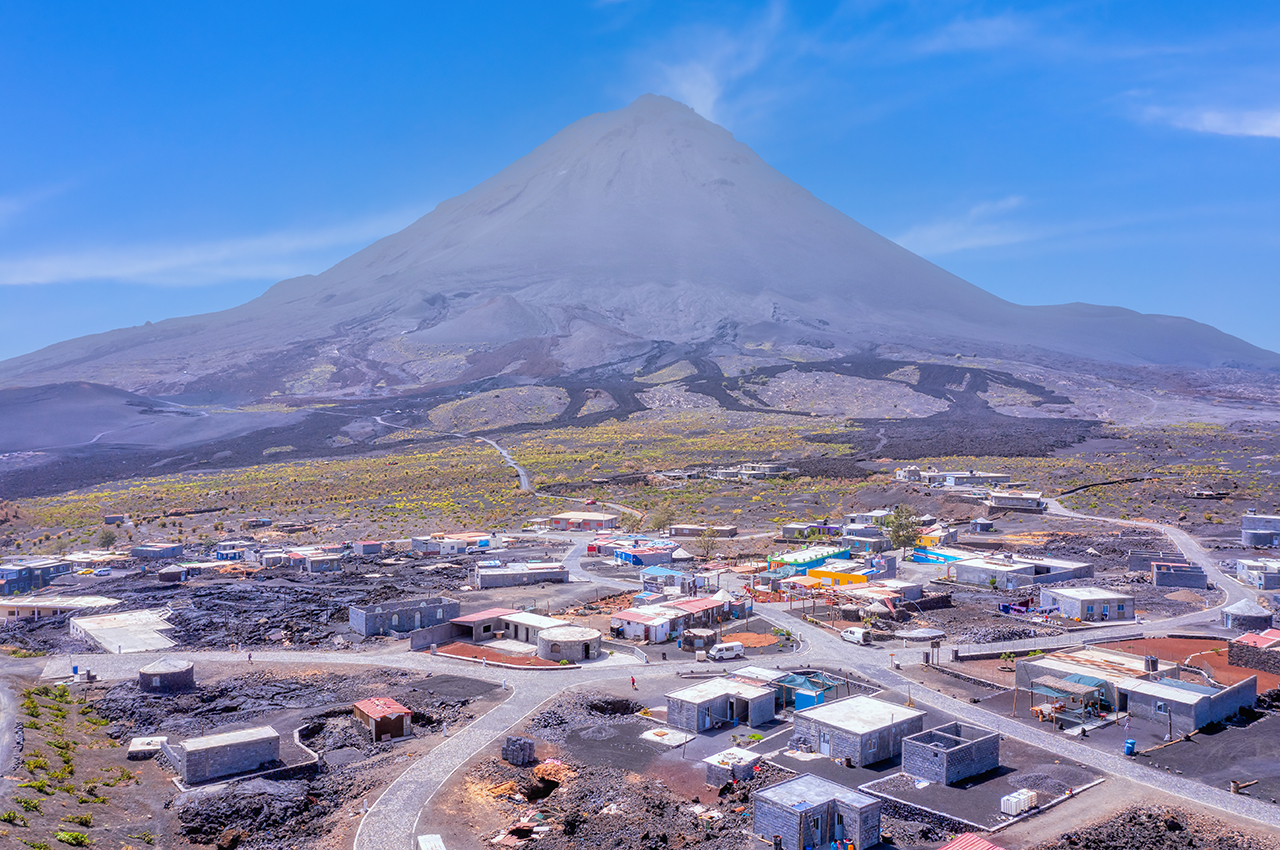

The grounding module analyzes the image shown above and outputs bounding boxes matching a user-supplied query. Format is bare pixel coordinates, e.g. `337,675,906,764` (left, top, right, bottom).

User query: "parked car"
92,568,112,577
707,641,745,661
465,546,483,555
77,569,94,576
840,627,872,645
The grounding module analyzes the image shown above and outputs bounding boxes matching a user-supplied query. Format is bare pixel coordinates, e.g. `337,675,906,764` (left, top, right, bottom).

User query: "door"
819,730,831,756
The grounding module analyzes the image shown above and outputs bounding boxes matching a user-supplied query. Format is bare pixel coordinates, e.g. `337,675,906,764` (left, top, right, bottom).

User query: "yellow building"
807,564,870,587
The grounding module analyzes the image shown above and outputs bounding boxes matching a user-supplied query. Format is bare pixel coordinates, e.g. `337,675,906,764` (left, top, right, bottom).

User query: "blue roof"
640,566,686,577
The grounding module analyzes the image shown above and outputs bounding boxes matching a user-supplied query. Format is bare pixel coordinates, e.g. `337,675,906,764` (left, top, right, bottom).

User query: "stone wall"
1228,641,1280,675
408,622,462,651
666,697,700,732
753,796,803,850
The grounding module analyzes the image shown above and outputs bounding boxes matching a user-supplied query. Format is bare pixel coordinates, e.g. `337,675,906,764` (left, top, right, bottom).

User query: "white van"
840,627,872,645
707,641,745,661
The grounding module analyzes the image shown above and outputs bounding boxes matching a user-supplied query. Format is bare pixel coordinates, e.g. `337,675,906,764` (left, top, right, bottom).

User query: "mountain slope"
2,94,1276,399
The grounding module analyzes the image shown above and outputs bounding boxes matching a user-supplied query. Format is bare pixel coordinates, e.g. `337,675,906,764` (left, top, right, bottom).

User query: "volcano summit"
2,94,1277,402
2,95,1279,493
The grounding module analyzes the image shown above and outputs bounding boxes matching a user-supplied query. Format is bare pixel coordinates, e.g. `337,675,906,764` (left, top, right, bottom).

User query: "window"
1117,604,1125,612
1156,701,1169,714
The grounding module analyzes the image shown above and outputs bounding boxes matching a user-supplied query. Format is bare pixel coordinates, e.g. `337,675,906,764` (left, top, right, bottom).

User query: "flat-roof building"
951,553,1093,590
162,725,280,785
768,546,851,574
791,696,925,766
666,678,776,732
500,611,567,645
2,594,120,622
985,490,1046,513
753,773,881,850
547,511,619,531
1116,676,1256,734
1236,558,1280,591
1039,586,1134,622
448,607,519,642
71,608,176,653
1242,511,1280,548
474,561,569,588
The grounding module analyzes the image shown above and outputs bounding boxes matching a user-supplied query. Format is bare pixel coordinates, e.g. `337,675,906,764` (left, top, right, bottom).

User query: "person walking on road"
631,676,637,690
247,652,252,664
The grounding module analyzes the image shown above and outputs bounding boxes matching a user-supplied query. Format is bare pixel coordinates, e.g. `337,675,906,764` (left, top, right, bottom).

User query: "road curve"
1044,497,1251,624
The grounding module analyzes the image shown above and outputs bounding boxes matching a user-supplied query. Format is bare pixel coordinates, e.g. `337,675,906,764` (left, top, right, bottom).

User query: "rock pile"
1031,806,1280,850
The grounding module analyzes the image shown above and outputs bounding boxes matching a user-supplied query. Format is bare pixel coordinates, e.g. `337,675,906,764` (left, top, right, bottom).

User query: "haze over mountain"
1,94,1276,405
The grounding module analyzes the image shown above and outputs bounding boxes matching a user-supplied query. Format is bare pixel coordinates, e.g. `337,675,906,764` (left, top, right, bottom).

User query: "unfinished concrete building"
666,679,776,732
791,696,925,766
901,723,1000,786
753,773,881,850
349,597,460,638
162,725,280,785
703,747,762,786
1151,562,1208,589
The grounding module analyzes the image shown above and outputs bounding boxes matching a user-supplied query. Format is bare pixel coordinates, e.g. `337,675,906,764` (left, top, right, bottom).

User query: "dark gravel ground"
1028,806,1280,850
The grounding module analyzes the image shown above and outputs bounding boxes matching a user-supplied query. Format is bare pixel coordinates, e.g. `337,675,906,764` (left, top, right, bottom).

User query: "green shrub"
54,832,92,847
19,839,51,849
61,814,92,827
1,810,29,826
15,797,41,812
17,779,51,794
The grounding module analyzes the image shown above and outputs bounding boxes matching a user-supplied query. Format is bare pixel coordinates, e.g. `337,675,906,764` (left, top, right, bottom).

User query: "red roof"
1234,632,1280,649
611,609,667,625
1261,628,1280,641
670,597,724,614
450,607,519,625
938,834,1006,850
354,697,410,719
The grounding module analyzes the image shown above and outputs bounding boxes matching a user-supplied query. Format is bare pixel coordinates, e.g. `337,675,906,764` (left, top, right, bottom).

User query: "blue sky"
2,1,1279,360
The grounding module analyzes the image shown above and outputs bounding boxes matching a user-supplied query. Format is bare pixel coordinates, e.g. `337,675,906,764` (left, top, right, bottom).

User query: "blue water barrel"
1124,739,1136,756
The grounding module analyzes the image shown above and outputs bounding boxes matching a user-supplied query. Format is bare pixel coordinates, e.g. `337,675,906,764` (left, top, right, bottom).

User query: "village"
2,464,1280,850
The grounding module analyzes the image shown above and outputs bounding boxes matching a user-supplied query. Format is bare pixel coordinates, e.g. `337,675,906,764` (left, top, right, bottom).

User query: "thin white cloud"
1151,106,1280,139
0,182,75,228
914,14,1032,54
0,211,417,287
895,196,1036,256
652,1,787,124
